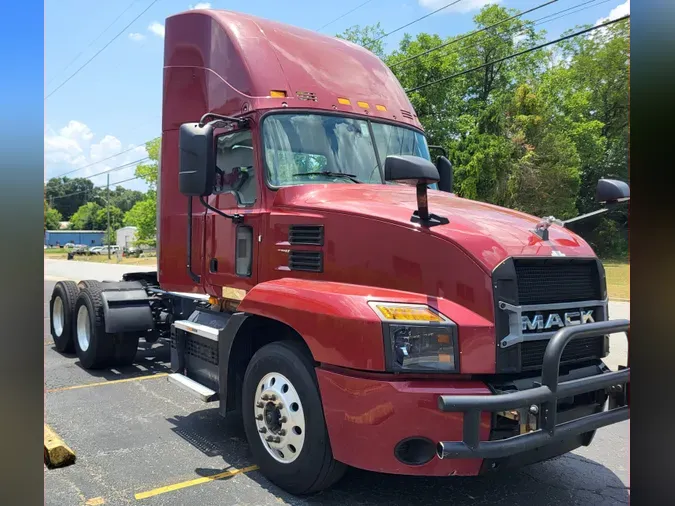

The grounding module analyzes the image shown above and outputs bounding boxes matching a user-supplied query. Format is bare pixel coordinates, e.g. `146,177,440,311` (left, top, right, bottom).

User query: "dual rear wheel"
49,280,139,369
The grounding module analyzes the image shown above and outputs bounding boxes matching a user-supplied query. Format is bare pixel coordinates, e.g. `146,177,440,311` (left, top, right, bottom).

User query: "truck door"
203,127,261,297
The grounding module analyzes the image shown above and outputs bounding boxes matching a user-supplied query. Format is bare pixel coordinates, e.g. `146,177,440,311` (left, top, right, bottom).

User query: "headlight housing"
369,302,459,373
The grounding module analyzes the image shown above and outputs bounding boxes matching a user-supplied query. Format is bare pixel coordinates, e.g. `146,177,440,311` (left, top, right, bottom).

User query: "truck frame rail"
437,320,630,459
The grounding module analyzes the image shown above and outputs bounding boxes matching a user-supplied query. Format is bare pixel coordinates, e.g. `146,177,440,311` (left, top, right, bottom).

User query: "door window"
215,130,257,205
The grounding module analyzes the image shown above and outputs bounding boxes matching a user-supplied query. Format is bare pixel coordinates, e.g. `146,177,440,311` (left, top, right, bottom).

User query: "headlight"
368,302,459,373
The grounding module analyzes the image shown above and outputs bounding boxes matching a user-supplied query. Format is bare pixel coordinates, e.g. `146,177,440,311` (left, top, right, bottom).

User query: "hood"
272,184,596,272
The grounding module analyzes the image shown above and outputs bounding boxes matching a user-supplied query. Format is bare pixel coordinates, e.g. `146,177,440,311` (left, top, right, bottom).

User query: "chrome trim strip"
498,298,609,348
173,320,219,341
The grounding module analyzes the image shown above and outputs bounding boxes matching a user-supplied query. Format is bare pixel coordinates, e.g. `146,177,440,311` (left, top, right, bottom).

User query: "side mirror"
596,178,630,204
436,156,453,193
178,122,216,196
384,155,448,226
384,155,440,185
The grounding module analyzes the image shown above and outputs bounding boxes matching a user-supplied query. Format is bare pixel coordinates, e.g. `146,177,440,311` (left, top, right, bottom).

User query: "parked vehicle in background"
63,243,75,249
89,246,103,255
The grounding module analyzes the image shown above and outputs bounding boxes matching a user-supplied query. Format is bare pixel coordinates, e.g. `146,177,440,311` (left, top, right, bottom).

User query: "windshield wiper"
293,171,362,183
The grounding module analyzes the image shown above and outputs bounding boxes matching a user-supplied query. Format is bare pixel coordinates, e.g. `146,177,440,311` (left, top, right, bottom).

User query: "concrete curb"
44,424,76,468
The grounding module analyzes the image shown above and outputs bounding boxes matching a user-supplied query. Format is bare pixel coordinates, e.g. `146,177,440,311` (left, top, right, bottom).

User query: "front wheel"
242,341,346,495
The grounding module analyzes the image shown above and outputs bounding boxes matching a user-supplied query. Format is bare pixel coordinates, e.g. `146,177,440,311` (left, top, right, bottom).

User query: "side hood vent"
289,251,323,272
289,225,324,245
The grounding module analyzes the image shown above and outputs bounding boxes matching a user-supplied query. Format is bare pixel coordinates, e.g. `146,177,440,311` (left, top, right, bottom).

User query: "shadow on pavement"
165,410,629,505
66,340,173,381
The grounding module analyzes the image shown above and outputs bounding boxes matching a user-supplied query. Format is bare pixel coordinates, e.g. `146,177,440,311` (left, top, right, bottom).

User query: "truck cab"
49,8,629,497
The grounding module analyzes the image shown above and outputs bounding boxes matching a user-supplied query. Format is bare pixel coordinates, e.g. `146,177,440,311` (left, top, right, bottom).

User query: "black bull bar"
437,319,630,459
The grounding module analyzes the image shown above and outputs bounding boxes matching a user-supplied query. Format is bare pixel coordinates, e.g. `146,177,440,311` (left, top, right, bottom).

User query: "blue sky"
44,0,629,192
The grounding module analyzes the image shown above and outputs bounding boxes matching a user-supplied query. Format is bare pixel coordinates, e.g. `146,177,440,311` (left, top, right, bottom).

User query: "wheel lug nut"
279,429,286,436
274,436,281,443
256,401,264,408
277,403,283,410
259,427,267,433
256,414,263,420
266,435,274,442
261,394,270,401
279,416,287,423
269,394,277,401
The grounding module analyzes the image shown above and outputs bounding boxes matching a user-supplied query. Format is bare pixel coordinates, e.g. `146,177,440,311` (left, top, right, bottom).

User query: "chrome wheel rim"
254,372,306,464
53,296,64,337
76,305,91,352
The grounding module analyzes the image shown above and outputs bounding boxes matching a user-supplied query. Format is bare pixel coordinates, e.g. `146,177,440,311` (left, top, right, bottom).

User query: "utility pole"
107,174,111,260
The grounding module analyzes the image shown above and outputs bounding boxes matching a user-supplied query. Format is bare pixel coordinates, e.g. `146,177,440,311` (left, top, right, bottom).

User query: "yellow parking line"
85,498,105,505
44,424,76,468
46,373,169,393
135,465,259,500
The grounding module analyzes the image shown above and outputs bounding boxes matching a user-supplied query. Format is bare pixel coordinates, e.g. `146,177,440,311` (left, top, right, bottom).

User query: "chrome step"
167,373,218,402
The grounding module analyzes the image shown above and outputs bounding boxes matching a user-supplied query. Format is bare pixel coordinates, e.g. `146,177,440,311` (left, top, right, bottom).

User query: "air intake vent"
289,251,323,272
521,336,605,370
400,109,414,119
514,259,602,305
296,91,318,101
289,225,324,245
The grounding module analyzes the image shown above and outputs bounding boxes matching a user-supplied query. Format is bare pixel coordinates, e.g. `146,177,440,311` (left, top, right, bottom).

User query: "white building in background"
116,226,138,248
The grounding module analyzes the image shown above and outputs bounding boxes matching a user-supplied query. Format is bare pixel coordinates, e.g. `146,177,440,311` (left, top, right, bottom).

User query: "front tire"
73,286,114,369
242,341,346,495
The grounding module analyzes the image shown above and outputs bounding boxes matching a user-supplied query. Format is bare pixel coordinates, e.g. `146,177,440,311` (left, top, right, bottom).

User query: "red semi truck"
48,9,630,495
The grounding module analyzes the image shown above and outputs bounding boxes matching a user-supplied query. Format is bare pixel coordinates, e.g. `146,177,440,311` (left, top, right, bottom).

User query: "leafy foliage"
44,201,62,230
124,137,161,246
337,5,629,257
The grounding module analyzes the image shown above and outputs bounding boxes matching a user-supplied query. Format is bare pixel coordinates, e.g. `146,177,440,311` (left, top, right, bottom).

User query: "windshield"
262,113,431,187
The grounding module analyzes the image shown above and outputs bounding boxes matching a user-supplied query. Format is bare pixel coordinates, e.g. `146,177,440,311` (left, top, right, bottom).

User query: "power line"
390,0,558,69
371,0,466,45
405,14,629,93
392,0,611,71
84,157,149,180
45,0,161,100
49,176,143,200
46,0,142,87
316,0,377,32
53,137,157,178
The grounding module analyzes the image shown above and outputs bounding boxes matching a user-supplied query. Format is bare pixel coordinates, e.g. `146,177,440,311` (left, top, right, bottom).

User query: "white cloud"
44,121,148,191
418,0,500,14
128,32,145,42
596,0,630,25
189,2,212,9
148,22,165,38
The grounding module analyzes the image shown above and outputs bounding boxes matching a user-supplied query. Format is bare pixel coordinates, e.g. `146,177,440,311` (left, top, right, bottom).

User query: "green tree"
44,177,96,219
125,137,161,245
44,201,62,230
69,202,103,230
124,199,157,247
335,23,386,59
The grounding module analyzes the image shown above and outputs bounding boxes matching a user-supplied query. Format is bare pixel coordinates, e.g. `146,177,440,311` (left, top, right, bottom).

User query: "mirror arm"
199,112,249,128
198,196,244,224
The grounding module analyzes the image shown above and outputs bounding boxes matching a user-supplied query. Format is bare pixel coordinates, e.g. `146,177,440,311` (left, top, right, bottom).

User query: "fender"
236,278,496,373
99,281,155,334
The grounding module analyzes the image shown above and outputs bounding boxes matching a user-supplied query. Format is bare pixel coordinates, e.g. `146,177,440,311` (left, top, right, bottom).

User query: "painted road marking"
46,373,169,393
85,498,105,505
134,465,259,500
44,424,76,468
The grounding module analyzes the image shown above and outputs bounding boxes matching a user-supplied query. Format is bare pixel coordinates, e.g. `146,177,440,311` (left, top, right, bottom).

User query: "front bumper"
437,320,630,460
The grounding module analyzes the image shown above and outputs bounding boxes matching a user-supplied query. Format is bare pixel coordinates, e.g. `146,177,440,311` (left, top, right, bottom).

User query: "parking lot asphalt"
44,278,630,506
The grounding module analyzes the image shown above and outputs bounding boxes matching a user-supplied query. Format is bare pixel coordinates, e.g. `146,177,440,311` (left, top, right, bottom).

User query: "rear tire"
242,341,346,495
49,281,79,353
73,285,114,369
77,280,101,291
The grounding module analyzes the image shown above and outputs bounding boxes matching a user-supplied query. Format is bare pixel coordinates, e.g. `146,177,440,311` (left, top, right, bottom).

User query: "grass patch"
603,260,629,300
